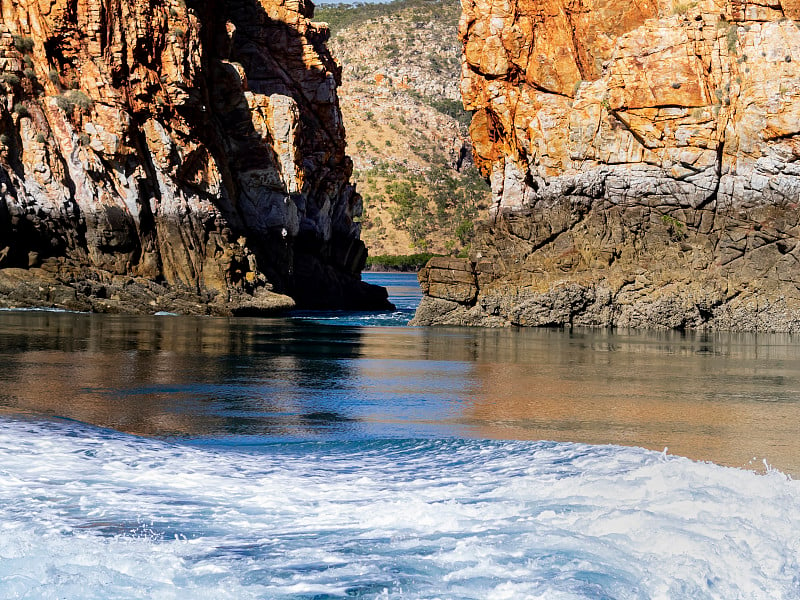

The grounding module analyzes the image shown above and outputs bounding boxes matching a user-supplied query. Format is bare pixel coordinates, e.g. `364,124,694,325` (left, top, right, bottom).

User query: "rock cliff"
413,0,800,330
0,0,390,314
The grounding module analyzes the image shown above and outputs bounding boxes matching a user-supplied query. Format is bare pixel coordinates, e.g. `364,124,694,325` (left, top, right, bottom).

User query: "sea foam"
0,417,798,599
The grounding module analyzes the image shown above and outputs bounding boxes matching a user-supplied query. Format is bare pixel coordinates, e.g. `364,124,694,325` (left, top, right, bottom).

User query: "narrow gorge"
413,0,800,331
0,0,391,314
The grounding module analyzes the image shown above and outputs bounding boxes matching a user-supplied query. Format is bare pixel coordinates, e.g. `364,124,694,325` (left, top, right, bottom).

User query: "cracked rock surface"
0,0,391,314
412,0,800,331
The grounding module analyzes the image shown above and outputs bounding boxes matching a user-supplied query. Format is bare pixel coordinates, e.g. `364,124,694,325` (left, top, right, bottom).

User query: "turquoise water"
1,273,800,598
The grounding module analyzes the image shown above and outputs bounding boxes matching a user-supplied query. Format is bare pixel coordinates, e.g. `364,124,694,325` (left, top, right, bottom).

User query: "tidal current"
0,273,799,598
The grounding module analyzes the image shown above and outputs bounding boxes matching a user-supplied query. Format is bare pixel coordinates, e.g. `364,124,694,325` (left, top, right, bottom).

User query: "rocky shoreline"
411,201,800,331
0,266,294,316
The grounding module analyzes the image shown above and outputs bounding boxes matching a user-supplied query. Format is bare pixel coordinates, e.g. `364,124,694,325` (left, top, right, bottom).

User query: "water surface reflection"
2,311,800,475
0,312,367,439
432,328,800,473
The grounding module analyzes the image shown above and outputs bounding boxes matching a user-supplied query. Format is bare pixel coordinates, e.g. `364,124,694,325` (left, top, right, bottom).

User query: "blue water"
1,272,800,598
290,272,420,327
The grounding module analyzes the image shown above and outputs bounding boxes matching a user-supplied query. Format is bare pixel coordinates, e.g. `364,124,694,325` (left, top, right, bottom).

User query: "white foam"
0,418,798,599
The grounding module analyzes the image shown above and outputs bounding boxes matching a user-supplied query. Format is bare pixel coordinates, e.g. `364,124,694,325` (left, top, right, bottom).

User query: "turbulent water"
1,273,800,599
1,418,799,599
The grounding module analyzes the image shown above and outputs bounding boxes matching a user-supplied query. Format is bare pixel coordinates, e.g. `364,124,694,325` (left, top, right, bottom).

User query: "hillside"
317,0,491,256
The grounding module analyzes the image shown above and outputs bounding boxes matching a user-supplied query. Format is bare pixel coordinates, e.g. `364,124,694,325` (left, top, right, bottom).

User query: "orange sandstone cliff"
413,0,800,330
0,0,390,313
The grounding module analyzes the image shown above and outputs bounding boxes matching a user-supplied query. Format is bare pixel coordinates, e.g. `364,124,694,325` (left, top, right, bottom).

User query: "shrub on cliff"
12,103,29,118
0,74,20,88
317,0,456,35
55,90,93,113
12,35,34,53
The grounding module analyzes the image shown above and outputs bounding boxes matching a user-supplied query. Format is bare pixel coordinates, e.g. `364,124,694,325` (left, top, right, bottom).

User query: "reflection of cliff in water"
414,327,800,475
0,312,365,438
4,312,800,475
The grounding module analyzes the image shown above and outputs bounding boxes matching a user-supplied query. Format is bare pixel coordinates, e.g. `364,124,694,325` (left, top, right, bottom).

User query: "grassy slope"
317,0,491,256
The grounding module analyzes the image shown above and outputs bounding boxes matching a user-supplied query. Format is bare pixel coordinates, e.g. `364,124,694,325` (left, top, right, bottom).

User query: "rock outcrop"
0,0,391,314
412,0,800,330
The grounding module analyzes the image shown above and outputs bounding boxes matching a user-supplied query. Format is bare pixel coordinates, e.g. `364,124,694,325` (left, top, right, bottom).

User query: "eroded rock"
0,0,391,314
412,0,800,331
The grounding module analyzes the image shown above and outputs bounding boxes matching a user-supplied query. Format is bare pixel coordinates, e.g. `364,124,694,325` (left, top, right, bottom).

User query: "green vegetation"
324,0,488,255
427,97,471,127
385,42,399,58
715,18,738,55
316,0,459,35
403,89,473,128
661,214,687,241
726,24,739,54
360,156,489,252
12,35,34,53
454,219,473,244
365,252,441,271
12,103,29,118
55,90,93,112
1,74,20,88
672,1,697,15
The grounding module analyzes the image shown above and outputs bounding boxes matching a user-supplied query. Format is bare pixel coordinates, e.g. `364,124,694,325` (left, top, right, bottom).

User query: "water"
1,273,799,598
289,272,420,327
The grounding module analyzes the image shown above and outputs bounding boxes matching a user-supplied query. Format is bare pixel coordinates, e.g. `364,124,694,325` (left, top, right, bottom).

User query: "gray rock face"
410,195,800,331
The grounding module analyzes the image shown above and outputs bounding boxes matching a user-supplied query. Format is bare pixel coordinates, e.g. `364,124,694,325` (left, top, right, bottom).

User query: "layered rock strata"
0,0,390,314
413,0,800,330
